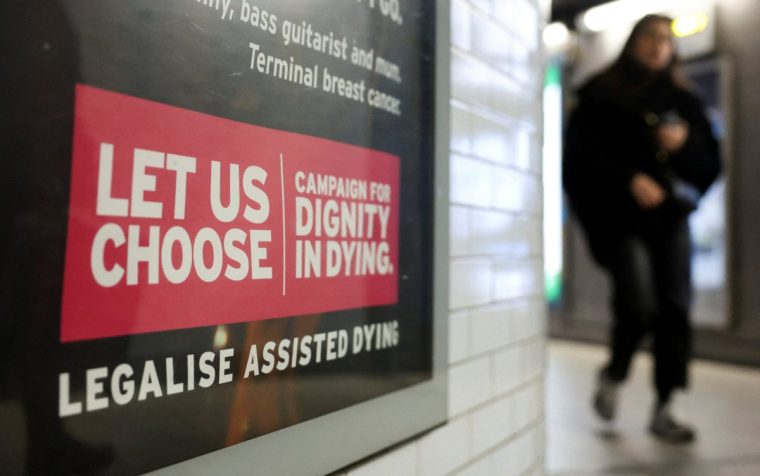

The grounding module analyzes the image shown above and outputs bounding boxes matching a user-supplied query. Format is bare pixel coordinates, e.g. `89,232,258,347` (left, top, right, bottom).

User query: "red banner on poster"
60,85,399,342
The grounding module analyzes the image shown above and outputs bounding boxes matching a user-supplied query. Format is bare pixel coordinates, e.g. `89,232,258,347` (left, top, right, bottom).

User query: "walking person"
562,14,721,443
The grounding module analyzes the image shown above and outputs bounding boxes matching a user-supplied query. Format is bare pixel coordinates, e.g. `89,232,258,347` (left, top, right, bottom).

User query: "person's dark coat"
562,68,721,267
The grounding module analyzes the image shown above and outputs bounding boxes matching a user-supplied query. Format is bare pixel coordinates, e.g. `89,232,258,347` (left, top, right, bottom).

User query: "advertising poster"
0,0,437,473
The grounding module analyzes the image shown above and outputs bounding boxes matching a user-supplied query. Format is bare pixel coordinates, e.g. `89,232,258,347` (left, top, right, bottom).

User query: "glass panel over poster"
683,57,731,329
0,0,444,474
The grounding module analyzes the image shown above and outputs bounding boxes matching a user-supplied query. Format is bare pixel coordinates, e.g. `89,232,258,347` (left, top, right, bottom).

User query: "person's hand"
630,173,666,209
657,122,689,153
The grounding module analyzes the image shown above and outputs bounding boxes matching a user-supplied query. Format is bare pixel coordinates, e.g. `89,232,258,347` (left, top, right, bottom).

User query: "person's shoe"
593,369,619,421
649,403,696,444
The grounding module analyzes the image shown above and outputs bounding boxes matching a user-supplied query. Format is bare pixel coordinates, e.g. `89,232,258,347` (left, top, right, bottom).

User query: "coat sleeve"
671,92,722,194
562,96,640,214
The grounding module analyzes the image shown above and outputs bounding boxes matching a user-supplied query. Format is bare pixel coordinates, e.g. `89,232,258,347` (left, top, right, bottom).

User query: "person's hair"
595,14,688,92
618,14,677,70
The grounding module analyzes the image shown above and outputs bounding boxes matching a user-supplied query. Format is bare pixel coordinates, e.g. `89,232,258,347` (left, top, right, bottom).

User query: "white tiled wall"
347,0,546,474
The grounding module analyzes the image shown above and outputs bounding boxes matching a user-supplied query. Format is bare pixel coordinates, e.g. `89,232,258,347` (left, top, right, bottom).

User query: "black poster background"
0,1,435,474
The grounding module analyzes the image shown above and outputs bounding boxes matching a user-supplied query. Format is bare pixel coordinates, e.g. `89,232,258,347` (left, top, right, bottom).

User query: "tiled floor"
546,340,760,476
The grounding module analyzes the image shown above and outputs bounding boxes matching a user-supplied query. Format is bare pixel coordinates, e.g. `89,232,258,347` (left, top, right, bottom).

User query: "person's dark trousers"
602,217,692,404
